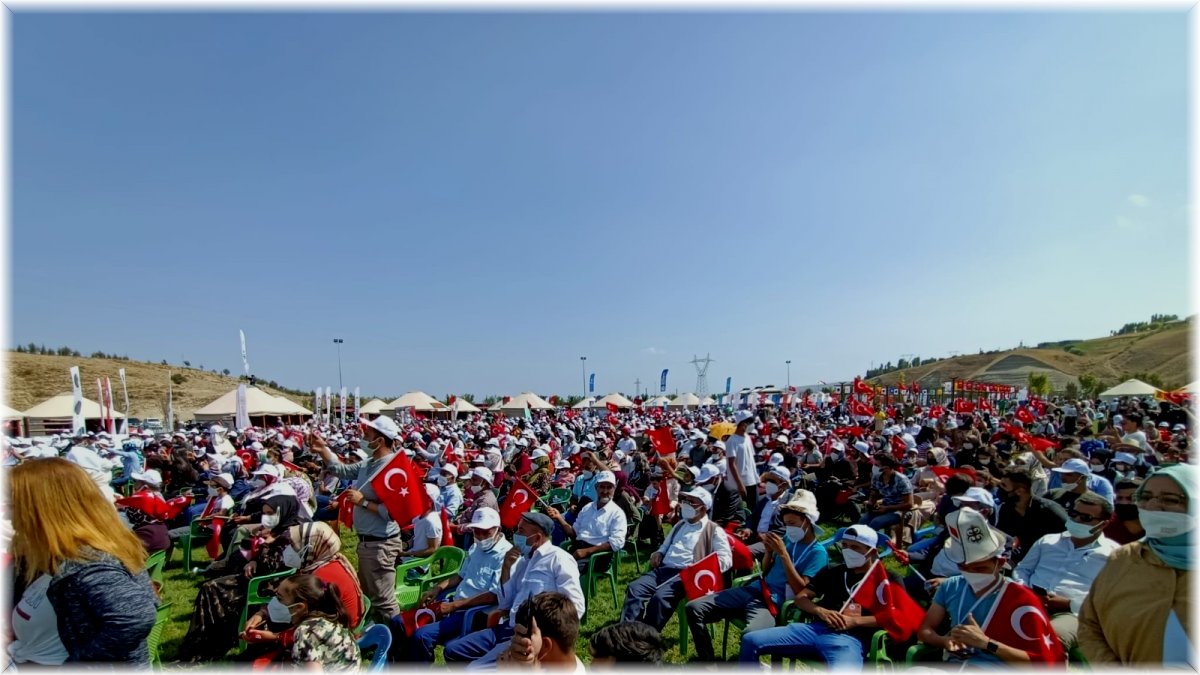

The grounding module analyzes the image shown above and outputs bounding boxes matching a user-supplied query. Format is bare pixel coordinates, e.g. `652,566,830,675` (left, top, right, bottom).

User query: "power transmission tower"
690,354,714,397
634,378,642,398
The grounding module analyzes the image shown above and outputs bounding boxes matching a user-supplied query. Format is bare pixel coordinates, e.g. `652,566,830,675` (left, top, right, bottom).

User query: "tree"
222,369,231,376
161,359,168,366
1078,373,1105,399
72,350,81,357
171,373,186,385
1064,382,1079,399
461,394,475,403
183,361,191,367
1028,372,1052,397
26,342,36,353
911,356,921,367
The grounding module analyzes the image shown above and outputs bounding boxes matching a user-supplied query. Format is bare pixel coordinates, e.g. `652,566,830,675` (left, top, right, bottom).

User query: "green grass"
157,520,908,665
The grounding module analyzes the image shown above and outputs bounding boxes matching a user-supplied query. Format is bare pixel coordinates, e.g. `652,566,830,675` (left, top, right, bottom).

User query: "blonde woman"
9,458,158,666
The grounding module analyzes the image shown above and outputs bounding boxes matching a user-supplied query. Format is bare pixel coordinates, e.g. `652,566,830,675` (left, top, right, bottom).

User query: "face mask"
765,483,780,498
681,504,698,520
207,487,219,497
358,439,371,452
841,548,868,568
282,545,307,569
1090,463,1104,472
785,525,806,542
701,482,717,494
252,479,266,488
437,476,448,487
473,534,499,553
1138,510,1197,539
261,513,280,529
267,597,297,624
513,534,532,555
961,570,998,592
872,466,881,480
979,459,991,465
1064,520,1100,539
963,444,974,450
581,471,593,479
468,484,481,494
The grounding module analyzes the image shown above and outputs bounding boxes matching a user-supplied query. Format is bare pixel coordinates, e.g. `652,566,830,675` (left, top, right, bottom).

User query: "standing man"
724,411,759,500
309,416,404,624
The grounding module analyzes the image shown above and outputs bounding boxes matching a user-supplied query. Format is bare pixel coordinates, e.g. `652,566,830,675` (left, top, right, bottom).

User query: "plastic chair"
623,518,646,574
461,604,499,637
148,602,173,668
353,596,373,637
546,487,571,507
237,568,297,650
178,516,231,572
145,550,167,588
357,623,392,672
905,643,942,664
868,630,895,671
580,549,621,625
393,546,466,611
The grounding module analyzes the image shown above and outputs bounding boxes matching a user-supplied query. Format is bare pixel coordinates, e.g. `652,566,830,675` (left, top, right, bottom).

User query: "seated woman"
116,468,172,554
239,521,366,663
256,574,360,671
177,494,305,661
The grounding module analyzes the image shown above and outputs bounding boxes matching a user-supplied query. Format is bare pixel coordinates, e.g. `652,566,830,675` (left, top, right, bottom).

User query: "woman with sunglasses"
1079,464,1195,665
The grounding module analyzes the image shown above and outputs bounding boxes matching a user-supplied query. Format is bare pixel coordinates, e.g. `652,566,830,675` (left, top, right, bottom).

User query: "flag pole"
839,558,883,613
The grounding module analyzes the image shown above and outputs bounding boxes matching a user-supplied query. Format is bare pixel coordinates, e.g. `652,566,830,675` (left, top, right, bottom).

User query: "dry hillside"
870,322,1193,391
3,353,311,422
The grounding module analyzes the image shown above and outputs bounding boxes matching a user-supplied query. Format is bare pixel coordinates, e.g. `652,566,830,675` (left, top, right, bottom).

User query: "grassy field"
157,520,906,665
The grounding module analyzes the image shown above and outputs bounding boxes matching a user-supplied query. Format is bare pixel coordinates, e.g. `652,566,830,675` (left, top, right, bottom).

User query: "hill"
3,352,313,422
869,321,1193,392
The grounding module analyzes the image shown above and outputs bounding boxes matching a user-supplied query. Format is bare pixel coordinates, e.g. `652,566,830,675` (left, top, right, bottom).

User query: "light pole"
786,360,792,389
333,339,344,391
580,357,587,400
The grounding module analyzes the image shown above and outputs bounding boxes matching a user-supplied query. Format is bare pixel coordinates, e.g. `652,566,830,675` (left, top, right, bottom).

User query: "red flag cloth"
199,496,220,519
833,426,865,438
912,405,923,415
1029,436,1059,453
929,405,945,418
646,427,678,457
398,606,438,637
116,491,170,521
849,400,875,417
931,466,978,484
338,497,355,531
953,399,976,414
606,402,619,414
164,495,191,521
981,582,1065,663
759,575,779,617
650,479,672,517
440,509,455,547
1015,407,1035,425
370,451,430,527
978,398,993,413
499,477,537,530
890,435,907,460
853,379,874,396
681,553,724,601
719,525,755,571
206,518,224,559
847,561,924,642
447,396,457,406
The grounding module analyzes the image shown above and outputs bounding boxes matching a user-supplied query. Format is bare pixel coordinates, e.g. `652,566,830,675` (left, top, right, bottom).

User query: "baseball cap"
838,524,879,549
1052,458,1092,476
130,469,162,487
680,487,713,512
360,415,401,440
469,467,494,486
466,507,501,530
595,470,616,485
734,411,755,425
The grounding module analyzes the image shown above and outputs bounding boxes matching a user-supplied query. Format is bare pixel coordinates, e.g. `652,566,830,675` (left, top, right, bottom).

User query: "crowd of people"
1,390,1194,670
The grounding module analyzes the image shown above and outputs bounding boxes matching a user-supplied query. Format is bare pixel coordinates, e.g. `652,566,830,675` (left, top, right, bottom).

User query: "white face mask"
267,597,297,624
468,484,481,494
252,478,266,488
681,504,699,521
785,525,806,542
961,570,998,592
261,513,280,529
1064,520,1100,539
437,476,448,487
207,487,219,497
472,533,499,553
282,545,308,569
764,483,780,498
1139,510,1197,539
841,548,869,569
581,471,594,479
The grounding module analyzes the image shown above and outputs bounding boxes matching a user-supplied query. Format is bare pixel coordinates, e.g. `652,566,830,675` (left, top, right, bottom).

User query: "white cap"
734,410,755,425
595,470,616,485
943,507,1006,564
768,453,785,467
466,507,501,530
441,464,459,479
713,440,726,451
360,415,401,440
839,524,879,549
531,446,549,460
951,487,996,510
469,467,494,486
776,434,790,445
697,464,721,484
681,487,713,512
130,469,162,487
253,464,283,478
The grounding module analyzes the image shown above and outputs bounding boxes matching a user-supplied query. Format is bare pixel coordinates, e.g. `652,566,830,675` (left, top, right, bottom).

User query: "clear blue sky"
12,11,1189,399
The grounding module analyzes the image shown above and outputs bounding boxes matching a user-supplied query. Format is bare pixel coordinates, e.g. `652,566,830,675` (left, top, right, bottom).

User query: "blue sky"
11,11,1189,399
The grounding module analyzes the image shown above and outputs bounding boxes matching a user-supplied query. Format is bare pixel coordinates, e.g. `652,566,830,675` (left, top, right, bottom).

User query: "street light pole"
333,339,344,391
580,357,587,400
786,360,792,389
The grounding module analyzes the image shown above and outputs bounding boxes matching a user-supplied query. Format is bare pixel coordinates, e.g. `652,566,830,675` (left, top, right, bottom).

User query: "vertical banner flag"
325,387,332,421
725,377,732,394
103,377,115,434
69,367,85,434
340,387,347,424
239,329,250,376
96,379,105,432
588,373,595,394
313,388,322,424
660,369,668,393
166,375,175,431
117,368,130,433
354,387,360,420
235,384,250,431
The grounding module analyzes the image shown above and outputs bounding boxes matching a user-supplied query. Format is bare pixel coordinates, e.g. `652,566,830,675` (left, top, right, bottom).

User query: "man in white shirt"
616,430,637,456
724,411,759,499
437,465,464,517
65,440,119,502
546,471,627,575
406,484,444,560
444,512,584,668
620,488,732,631
1013,491,1118,652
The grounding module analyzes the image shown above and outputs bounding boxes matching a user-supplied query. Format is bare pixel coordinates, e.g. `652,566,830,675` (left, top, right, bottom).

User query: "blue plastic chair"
357,624,391,672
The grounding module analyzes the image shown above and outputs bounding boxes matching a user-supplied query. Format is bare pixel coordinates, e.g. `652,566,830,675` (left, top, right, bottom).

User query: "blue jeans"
443,624,513,664
109,449,142,484
740,622,865,669
860,511,902,531
407,611,466,661
909,532,941,555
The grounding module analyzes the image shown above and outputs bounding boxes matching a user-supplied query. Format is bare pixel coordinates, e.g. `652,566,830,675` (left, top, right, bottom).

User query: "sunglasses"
1067,509,1103,524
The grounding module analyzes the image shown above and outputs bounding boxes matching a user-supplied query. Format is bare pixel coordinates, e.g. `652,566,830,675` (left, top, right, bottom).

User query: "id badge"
844,602,862,617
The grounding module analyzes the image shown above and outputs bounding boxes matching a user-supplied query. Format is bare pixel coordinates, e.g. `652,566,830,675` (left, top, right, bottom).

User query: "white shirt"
65,445,117,501
656,516,733,572
616,438,636,454
757,495,785,534
1014,532,1119,614
500,542,585,624
412,511,443,551
439,484,464,516
9,575,68,665
1122,431,1150,452
572,499,627,550
724,434,759,491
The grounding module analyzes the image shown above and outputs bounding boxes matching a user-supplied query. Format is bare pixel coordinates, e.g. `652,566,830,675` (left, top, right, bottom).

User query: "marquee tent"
668,393,703,408
193,387,312,424
593,393,635,409
22,394,125,436
358,399,389,416
571,397,596,410
387,391,446,413
1099,379,1161,399
447,398,482,416
497,392,555,417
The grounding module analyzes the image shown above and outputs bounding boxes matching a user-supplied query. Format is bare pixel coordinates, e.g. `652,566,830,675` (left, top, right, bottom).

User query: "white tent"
270,395,313,416
387,391,446,413
0,404,23,420
22,394,125,436
571,397,596,410
669,393,702,408
498,392,555,417
1099,379,1162,399
448,398,482,415
193,387,310,422
643,396,672,407
358,399,389,415
700,396,717,406
1182,381,1200,394
593,393,635,409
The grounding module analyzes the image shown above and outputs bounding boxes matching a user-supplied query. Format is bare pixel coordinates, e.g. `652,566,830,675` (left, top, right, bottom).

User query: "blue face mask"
513,534,530,555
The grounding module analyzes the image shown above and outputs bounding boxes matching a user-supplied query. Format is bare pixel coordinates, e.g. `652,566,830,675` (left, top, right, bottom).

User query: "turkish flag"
929,405,945,418
981,582,1064,663
853,378,874,396
338,497,355,531
1029,436,1059,453
397,606,438,637
1015,407,1035,425
447,395,457,406
681,553,724,601
499,477,537,530
370,451,430,527
890,435,907,459
833,426,865,438
606,402,619,414
440,509,455,547
931,466,978,485
206,518,225,559
849,400,874,417
117,491,171,521
646,427,678,457
978,398,993,413
953,399,975,414
847,561,924,642
164,495,191,521
199,496,220,519
649,479,672,517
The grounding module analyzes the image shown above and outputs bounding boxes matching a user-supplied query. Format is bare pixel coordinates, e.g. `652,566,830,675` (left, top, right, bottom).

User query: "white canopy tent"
498,392,555,417
1099,379,1162,399
387,391,447,414
571,397,596,410
643,396,672,407
447,398,482,415
358,399,389,416
593,393,635,409
193,387,311,423
700,396,718,406
1182,381,1200,394
22,393,125,436
668,393,702,408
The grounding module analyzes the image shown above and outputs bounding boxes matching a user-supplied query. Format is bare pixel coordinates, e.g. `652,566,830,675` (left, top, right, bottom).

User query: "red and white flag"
398,606,438,637
979,582,1065,664
646,427,677,457
844,560,924,642
681,552,724,601
499,477,537,530
369,451,430,527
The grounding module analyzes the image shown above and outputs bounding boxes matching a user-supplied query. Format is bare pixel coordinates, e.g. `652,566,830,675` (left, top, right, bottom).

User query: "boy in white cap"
725,411,760,500
546,470,627,575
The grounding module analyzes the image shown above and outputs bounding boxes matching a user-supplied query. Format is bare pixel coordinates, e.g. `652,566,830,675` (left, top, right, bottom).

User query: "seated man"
404,484,445,561
996,469,1068,565
620,488,732,631
685,490,829,662
437,464,464,517
1047,459,1115,511
1104,477,1144,544
859,454,914,532
695,463,745,529
443,512,584,668
546,471,627,575
400,508,512,661
1014,491,1118,653
738,466,791,560
739,525,898,668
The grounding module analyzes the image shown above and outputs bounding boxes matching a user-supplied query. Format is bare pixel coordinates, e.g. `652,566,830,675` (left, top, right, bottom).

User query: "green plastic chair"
905,643,942,664
720,570,764,660
354,596,373,637
145,550,167,588
237,568,297,651
178,516,230,572
394,546,466,611
147,602,172,668
623,518,646,574
546,487,571,508
580,549,621,625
